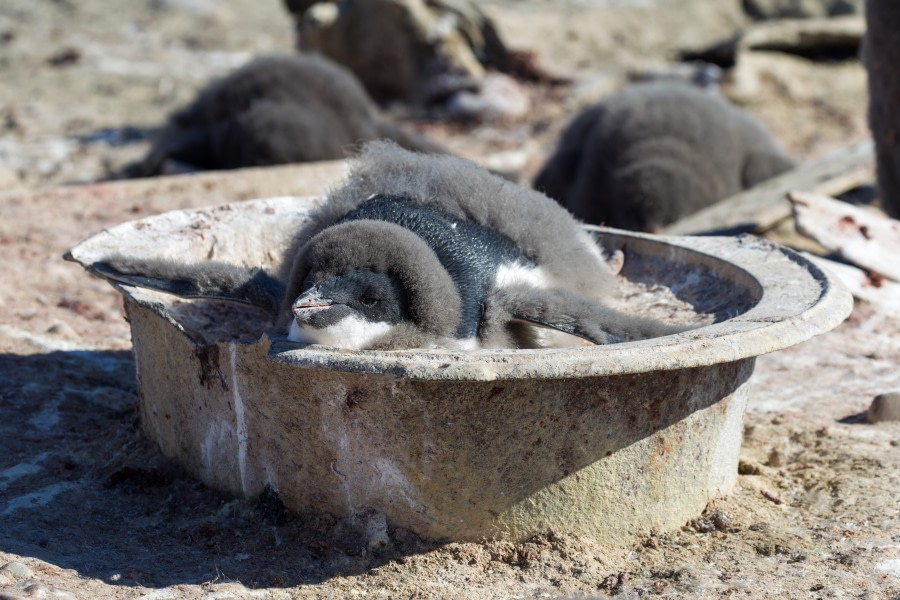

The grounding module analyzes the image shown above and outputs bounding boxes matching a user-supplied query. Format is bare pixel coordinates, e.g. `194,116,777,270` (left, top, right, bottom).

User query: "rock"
738,460,763,475
44,321,78,340
446,73,530,121
480,147,532,180
0,562,33,580
767,447,786,467
867,392,900,423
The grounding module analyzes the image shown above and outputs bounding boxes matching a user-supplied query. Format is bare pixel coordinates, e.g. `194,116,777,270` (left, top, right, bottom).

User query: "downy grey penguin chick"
534,82,795,232
130,54,443,176
274,141,682,349
93,142,682,350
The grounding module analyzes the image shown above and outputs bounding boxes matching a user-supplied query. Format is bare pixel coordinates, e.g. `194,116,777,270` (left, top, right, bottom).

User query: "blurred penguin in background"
130,53,444,176
283,0,553,110
534,82,795,232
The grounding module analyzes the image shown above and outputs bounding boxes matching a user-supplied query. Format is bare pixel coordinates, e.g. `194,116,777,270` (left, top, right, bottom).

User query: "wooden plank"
662,140,874,235
790,190,900,282
802,252,900,312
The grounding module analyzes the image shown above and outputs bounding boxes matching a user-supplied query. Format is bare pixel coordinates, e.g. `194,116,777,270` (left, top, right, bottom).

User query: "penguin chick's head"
288,269,410,349
278,219,463,348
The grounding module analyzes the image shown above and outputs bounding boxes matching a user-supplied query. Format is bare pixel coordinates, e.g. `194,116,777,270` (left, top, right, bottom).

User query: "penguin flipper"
493,285,687,346
88,258,285,314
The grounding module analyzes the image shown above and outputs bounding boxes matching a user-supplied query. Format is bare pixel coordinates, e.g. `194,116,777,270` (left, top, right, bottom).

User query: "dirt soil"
1,0,898,599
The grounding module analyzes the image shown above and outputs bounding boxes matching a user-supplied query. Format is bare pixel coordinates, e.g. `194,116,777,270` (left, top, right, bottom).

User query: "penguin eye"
359,294,379,308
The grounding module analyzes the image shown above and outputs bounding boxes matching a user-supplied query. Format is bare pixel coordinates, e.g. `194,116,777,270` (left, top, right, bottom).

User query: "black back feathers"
534,82,795,232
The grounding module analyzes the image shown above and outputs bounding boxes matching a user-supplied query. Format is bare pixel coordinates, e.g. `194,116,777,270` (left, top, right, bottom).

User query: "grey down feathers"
534,82,795,232
132,54,443,175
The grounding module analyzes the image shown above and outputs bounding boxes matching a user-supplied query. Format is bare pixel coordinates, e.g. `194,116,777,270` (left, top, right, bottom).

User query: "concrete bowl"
67,196,852,543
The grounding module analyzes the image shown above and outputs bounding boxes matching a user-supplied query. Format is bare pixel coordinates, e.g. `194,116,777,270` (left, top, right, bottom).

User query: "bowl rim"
68,196,854,381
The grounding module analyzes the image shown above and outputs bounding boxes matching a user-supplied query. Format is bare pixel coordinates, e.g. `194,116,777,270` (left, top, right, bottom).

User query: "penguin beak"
291,293,333,318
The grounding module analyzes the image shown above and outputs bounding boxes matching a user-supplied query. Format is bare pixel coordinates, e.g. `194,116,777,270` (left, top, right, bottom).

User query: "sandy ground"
1,0,898,598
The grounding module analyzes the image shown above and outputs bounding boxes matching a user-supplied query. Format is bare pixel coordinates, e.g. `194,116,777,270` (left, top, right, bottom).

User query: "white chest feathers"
288,315,396,350
493,263,551,290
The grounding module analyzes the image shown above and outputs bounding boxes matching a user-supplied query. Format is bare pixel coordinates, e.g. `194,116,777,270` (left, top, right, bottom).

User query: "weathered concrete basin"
67,196,852,544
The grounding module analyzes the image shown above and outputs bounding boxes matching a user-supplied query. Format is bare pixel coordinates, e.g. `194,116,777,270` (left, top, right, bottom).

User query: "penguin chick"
275,141,684,349
132,54,443,176
534,82,795,232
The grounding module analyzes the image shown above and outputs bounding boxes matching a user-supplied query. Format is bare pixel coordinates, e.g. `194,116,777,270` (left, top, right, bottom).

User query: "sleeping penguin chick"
534,82,795,232
274,141,684,349
130,53,444,176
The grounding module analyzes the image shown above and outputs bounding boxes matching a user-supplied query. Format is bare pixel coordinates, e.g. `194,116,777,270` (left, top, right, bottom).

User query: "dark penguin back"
339,194,528,338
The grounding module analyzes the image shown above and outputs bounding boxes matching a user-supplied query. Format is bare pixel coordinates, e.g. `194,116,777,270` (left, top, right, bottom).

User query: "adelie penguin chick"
97,142,682,350
129,54,443,176
534,82,795,232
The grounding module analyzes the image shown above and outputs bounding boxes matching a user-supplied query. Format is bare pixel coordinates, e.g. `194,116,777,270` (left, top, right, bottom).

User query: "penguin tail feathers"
89,257,285,315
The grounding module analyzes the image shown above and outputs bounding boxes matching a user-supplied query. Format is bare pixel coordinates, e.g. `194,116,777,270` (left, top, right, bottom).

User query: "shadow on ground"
0,350,438,589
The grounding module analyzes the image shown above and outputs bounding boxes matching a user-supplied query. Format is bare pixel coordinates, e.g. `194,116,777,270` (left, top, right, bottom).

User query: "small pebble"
737,460,762,475
867,392,900,423
767,448,785,468
0,562,33,579
44,321,78,339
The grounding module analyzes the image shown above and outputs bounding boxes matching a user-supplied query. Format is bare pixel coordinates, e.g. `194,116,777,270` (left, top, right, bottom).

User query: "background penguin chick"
275,141,684,349
131,53,443,175
533,82,795,232
282,0,514,105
